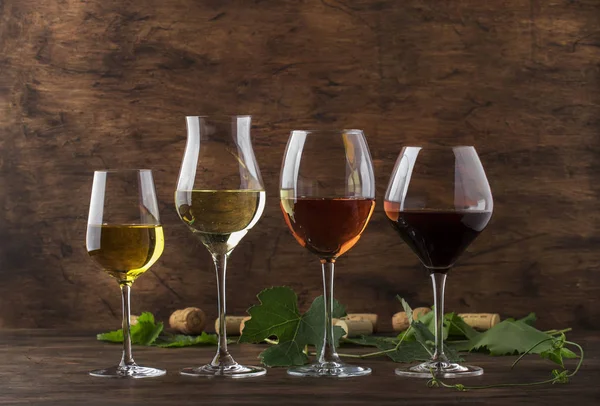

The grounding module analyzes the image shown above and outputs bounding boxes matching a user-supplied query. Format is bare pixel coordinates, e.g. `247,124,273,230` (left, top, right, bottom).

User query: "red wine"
384,202,491,272
281,197,375,261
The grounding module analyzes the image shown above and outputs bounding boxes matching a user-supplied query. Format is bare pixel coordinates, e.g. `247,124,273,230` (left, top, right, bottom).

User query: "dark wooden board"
0,329,597,405
0,0,599,329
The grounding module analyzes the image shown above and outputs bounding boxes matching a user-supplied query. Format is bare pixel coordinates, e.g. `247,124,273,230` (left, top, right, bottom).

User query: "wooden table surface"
1,330,598,405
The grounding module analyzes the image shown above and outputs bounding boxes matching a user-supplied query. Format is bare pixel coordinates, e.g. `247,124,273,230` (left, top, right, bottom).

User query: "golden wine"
87,224,165,285
175,190,265,255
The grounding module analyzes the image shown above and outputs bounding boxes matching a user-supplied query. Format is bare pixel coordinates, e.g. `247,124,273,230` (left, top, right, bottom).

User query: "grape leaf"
468,320,553,355
399,307,479,342
357,336,434,362
132,313,164,345
399,296,413,323
519,312,537,326
538,334,579,368
446,313,480,341
239,286,346,367
97,329,123,343
397,297,462,362
560,347,579,359
155,332,218,348
97,312,163,346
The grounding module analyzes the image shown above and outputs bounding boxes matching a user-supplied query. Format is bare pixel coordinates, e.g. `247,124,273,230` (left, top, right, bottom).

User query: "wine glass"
280,129,376,378
384,146,493,378
175,116,266,378
86,169,166,378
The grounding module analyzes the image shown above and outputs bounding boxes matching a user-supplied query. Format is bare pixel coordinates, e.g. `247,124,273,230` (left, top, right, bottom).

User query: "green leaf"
96,312,163,346
398,296,413,323
395,302,479,342
410,320,462,362
344,336,398,346
359,336,434,363
258,341,309,367
395,297,464,361
518,313,537,326
560,347,578,359
447,313,480,341
97,329,123,343
540,348,565,368
239,287,346,367
468,320,553,355
303,295,346,358
539,338,580,368
155,332,218,348
131,312,164,346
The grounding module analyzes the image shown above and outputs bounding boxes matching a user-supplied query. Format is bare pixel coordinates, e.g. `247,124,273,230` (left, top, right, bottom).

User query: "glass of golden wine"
86,169,166,378
175,116,266,378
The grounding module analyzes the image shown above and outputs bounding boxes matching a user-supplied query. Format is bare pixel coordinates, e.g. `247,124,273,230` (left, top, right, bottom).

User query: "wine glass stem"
119,284,135,367
318,260,341,364
213,253,233,366
430,271,448,364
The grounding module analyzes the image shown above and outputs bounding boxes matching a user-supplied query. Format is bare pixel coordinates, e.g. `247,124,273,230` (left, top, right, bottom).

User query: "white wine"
175,190,266,255
87,224,165,285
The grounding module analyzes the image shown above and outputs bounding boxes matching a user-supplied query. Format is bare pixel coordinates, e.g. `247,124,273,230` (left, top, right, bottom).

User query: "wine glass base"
395,361,483,379
288,362,371,378
180,363,266,378
89,364,166,379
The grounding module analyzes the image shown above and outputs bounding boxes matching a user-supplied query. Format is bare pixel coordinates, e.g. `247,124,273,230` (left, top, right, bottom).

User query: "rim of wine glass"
94,169,153,173
291,129,364,135
402,145,477,150
185,115,252,120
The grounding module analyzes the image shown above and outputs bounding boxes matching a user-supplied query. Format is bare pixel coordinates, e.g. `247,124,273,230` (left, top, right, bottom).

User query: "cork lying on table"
334,319,374,338
214,316,251,335
169,307,207,335
392,309,501,332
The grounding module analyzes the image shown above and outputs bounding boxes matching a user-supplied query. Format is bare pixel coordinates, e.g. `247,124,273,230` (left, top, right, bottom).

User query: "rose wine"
281,197,375,261
175,190,265,255
384,202,491,272
87,224,165,285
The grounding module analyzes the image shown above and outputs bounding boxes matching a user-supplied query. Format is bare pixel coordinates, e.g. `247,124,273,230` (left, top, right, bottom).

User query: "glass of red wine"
385,146,493,378
280,129,376,378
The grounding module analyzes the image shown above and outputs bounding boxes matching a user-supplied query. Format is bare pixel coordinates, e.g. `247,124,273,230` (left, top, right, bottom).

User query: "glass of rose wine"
86,169,166,378
384,146,493,378
175,116,266,378
280,129,376,378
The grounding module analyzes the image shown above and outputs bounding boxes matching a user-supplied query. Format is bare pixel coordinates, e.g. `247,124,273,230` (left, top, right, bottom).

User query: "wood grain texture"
0,329,597,405
0,0,599,329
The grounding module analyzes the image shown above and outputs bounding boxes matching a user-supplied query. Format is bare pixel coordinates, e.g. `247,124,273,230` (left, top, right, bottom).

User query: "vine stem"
545,328,572,336
428,340,584,391
510,337,555,369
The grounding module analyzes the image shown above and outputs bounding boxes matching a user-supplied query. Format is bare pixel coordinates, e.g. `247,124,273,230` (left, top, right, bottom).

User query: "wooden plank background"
0,0,599,330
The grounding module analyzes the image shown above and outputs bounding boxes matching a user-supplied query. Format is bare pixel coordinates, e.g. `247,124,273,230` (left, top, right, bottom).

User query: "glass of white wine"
86,169,166,378
175,115,266,378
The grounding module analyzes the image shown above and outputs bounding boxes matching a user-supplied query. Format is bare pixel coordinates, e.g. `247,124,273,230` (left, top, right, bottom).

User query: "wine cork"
239,316,252,335
169,307,207,335
214,316,248,335
458,313,501,330
392,307,432,332
342,313,379,333
334,319,373,338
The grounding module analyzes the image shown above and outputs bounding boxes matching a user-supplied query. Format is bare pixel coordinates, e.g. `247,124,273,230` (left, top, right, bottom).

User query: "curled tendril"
551,369,569,384
427,378,440,388
552,333,567,350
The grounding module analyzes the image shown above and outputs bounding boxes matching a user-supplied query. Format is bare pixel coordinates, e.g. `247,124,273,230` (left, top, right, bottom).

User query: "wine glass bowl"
86,169,166,378
175,115,266,378
385,146,493,378
280,129,375,378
